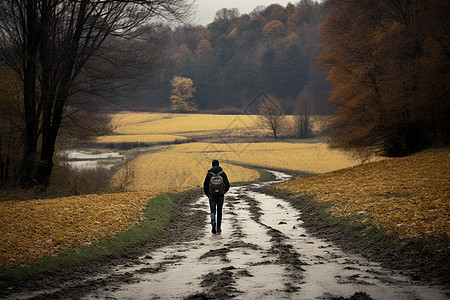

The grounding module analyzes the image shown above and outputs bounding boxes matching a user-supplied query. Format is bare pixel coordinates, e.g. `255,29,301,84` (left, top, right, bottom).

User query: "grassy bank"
0,191,162,267
276,152,449,239
0,191,181,288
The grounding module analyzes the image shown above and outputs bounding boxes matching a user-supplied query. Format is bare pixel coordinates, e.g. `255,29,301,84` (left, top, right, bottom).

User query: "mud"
261,186,450,288
3,171,449,299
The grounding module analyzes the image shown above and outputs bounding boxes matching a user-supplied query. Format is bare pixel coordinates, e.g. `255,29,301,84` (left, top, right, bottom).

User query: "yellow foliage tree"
196,39,212,57
250,15,266,29
286,3,300,30
170,76,197,112
262,20,286,40
228,27,238,39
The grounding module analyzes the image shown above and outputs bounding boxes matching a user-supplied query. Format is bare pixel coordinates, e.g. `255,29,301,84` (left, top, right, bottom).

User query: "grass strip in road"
0,192,178,288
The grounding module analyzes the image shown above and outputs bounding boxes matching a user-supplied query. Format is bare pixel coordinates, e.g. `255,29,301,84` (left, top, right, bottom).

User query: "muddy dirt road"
8,171,448,299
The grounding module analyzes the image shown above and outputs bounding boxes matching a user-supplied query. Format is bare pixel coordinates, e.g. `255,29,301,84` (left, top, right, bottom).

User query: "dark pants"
208,195,224,228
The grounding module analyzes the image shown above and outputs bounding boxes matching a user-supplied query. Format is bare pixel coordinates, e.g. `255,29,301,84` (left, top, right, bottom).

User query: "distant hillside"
122,1,329,114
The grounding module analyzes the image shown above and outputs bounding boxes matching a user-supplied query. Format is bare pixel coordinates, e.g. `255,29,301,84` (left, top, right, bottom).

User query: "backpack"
209,171,225,196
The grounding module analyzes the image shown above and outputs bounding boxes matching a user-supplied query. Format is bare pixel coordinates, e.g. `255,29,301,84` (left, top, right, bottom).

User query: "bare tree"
258,96,286,139
0,0,193,187
210,8,240,34
0,68,24,185
294,87,313,138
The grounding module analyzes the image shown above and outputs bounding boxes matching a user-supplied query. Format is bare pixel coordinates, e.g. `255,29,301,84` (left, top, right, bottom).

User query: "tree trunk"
20,0,40,187
35,0,86,187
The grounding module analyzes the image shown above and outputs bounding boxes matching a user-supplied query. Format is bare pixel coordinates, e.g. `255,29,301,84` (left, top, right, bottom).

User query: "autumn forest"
127,0,449,157
0,0,449,188
142,1,328,114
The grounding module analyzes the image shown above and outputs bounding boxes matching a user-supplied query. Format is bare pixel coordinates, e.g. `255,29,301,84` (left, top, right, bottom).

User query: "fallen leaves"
0,191,159,267
276,153,449,239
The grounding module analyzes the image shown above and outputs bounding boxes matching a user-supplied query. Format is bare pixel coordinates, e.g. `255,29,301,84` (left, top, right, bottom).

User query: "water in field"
59,149,124,170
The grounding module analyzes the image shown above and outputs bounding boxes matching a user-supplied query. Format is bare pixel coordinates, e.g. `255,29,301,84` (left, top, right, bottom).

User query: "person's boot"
211,220,216,234
217,221,221,233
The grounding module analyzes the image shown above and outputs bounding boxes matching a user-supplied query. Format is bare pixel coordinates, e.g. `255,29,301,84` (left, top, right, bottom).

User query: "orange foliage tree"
318,0,449,157
196,39,213,57
263,20,286,40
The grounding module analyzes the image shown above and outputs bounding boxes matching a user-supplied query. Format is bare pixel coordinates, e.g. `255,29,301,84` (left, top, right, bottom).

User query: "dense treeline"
138,0,329,114
0,0,191,187
319,0,449,157
1,0,448,190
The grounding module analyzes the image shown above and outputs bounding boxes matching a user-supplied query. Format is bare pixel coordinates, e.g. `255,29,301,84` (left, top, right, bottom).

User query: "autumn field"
1,112,448,271
95,112,325,144
112,141,362,192
104,112,357,192
1,112,350,268
276,152,450,239
0,191,159,267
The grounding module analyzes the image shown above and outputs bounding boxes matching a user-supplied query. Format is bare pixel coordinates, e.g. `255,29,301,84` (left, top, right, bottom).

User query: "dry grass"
112,142,363,192
111,145,260,192
107,113,264,136
106,113,361,192
0,113,371,268
197,141,363,173
99,112,328,141
0,191,159,267
276,153,450,239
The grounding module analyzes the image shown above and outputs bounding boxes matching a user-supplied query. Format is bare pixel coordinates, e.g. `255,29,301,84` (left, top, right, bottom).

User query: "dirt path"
7,171,448,299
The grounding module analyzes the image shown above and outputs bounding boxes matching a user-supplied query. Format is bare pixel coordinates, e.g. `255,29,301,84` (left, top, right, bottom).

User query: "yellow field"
4,112,445,268
97,112,326,144
2,113,359,267
0,191,159,267
107,113,264,136
105,113,355,193
276,153,450,239
112,142,362,192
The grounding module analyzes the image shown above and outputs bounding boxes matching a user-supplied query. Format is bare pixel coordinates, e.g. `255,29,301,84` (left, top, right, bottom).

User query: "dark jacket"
203,166,230,196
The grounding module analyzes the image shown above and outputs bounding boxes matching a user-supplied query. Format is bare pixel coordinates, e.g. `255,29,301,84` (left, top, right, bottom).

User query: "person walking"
203,159,230,234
